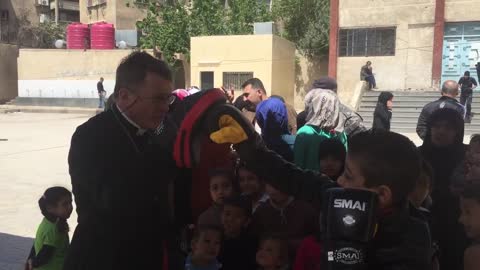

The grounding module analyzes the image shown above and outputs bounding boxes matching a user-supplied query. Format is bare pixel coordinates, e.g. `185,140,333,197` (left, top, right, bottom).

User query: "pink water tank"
66,23,89,49
91,22,115,50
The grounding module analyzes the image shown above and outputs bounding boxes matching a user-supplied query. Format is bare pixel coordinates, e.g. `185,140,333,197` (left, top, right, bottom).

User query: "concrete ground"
0,112,471,269
0,112,88,270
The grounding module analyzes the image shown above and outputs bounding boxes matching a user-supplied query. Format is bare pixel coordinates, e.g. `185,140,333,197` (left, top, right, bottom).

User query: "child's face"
191,230,222,263
431,120,457,147
265,184,289,205
47,195,73,220
221,204,249,238
256,239,284,269
459,197,480,240
319,155,344,180
210,175,233,205
337,155,393,209
238,168,263,197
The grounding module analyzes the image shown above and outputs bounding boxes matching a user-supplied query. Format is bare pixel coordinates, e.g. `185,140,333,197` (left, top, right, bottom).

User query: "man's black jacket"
416,96,464,140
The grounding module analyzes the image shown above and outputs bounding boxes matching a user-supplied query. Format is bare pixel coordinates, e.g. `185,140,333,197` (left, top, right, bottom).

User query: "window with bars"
222,72,254,91
339,28,396,57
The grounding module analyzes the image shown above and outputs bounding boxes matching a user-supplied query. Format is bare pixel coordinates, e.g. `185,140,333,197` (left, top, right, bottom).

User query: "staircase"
358,91,480,135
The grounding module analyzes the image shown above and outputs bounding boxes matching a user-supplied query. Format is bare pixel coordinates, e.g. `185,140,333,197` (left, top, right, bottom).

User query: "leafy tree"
136,2,190,66
273,0,330,58
226,0,272,35
136,0,272,67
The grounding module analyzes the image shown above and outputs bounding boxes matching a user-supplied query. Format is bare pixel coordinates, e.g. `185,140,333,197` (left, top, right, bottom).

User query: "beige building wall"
271,35,296,105
191,35,273,97
445,0,480,22
79,0,145,29
0,44,18,103
337,0,436,105
294,54,328,110
80,0,116,26
17,49,133,80
115,3,146,30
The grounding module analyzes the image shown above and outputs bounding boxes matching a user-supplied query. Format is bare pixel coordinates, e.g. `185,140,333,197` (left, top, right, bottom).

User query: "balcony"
50,0,79,11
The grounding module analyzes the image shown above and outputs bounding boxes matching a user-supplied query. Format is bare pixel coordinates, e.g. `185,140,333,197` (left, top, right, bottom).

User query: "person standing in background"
372,92,394,131
458,71,478,122
97,77,106,109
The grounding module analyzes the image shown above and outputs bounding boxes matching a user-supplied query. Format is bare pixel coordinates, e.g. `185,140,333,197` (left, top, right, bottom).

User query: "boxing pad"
173,88,255,168
321,188,378,270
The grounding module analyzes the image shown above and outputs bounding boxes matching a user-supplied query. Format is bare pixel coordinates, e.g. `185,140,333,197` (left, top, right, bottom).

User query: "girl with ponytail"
26,186,73,270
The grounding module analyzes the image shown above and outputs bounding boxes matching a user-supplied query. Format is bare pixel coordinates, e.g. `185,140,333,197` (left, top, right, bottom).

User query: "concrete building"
0,0,79,44
328,0,480,106
190,35,296,105
79,0,145,30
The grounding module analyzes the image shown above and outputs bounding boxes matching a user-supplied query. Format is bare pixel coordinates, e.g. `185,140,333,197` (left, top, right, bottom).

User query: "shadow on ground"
0,232,33,270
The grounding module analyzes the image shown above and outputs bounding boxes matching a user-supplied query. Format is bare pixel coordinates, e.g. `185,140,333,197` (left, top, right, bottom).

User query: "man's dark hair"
113,51,172,97
100,77,104,81
224,195,252,217
461,183,480,203
191,225,223,242
241,78,266,94
465,71,471,76
366,61,372,65
348,130,421,205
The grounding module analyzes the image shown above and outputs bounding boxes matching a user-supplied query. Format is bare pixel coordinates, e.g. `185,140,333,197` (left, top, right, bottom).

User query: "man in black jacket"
459,71,478,122
64,52,181,270
416,80,465,140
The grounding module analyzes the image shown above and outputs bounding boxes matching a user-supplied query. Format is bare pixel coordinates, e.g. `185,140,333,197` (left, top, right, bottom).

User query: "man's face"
337,155,392,209
243,84,263,106
431,120,457,147
118,72,173,129
459,197,480,240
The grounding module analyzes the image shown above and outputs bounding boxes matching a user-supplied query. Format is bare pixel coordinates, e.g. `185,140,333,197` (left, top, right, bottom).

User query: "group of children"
28,106,480,270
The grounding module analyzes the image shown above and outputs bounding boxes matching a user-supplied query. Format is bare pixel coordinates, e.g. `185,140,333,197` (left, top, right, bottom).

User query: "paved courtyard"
0,112,470,270
0,112,89,270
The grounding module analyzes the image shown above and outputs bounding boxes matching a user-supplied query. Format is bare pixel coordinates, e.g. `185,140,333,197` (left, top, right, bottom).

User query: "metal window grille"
339,27,396,57
222,72,254,91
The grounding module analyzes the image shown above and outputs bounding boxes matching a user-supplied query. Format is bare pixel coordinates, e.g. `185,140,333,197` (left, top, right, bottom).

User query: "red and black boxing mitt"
173,88,255,168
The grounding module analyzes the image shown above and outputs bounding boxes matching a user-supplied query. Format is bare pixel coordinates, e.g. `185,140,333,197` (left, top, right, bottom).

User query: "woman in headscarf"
419,108,468,270
372,92,394,131
256,98,295,162
293,89,347,171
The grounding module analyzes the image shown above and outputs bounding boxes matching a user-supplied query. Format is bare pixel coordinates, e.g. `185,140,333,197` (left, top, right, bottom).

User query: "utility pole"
55,0,59,25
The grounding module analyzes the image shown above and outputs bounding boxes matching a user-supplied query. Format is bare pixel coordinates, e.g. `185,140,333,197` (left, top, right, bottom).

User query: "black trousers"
460,93,473,117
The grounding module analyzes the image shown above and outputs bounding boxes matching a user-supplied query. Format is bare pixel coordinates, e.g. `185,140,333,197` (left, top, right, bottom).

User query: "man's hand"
220,86,235,103
210,115,248,144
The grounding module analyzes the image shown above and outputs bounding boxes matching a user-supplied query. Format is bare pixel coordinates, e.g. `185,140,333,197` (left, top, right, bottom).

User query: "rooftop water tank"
66,23,89,49
91,22,115,50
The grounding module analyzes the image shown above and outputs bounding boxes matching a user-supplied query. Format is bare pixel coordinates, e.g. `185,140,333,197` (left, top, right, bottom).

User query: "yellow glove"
210,115,248,144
